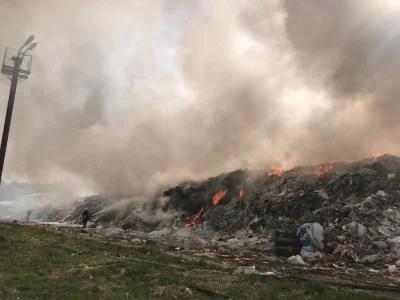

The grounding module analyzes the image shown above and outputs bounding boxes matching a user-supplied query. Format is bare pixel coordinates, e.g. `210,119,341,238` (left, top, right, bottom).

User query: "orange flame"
239,189,244,198
314,163,334,176
268,168,285,176
313,153,384,176
184,207,204,228
372,153,382,161
213,189,228,205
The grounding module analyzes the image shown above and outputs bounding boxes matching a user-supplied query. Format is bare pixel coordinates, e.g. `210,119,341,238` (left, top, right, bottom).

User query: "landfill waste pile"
161,153,400,269
32,154,400,272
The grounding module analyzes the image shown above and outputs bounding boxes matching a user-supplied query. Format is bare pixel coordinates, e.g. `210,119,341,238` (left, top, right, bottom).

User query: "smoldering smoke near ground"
0,0,399,199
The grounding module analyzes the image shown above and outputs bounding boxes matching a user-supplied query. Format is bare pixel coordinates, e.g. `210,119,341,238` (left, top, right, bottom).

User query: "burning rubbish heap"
33,153,400,270
160,153,400,267
164,153,390,231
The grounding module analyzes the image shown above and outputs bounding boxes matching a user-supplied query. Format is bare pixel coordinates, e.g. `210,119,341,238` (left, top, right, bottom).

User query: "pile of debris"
33,153,400,269
162,154,400,268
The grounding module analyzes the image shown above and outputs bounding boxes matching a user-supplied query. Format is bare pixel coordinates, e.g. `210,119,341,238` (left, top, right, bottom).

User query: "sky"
1,0,400,199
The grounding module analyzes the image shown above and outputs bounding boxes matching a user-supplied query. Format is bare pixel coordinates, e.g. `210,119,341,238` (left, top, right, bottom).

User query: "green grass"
0,223,394,300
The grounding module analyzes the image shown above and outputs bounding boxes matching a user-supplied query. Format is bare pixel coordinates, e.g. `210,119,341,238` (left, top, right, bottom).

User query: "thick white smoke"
0,0,399,199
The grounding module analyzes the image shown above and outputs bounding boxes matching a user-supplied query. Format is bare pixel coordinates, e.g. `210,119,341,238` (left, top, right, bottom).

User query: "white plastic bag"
233,266,259,275
308,251,323,263
233,266,277,276
348,222,366,237
300,246,315,259
288,255,305,266
301,223,325,250
388,265,398,274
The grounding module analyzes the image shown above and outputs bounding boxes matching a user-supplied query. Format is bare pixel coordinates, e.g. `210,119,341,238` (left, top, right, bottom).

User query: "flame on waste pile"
373,153,382,161
268,168,285,176
313,153,384,176
184,207,204,228
182,153,385,227
213,189,228,205
314,163,334,176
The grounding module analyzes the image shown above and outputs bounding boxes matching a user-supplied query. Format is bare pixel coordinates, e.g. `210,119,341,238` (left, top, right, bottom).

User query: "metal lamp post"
0,35,38,184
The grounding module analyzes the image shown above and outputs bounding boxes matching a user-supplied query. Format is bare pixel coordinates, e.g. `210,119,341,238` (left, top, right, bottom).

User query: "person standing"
82,208,90,228
26,209,32,221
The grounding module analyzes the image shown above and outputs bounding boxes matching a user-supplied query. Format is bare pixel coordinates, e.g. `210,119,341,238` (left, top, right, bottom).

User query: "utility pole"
0,35,38,184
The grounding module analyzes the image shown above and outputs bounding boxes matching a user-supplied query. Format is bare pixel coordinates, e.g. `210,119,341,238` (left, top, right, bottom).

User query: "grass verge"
0,223,394,300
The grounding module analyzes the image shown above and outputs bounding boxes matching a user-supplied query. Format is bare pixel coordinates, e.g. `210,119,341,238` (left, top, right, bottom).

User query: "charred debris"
36,153,400,236
163,153,399,233
29,153,400,280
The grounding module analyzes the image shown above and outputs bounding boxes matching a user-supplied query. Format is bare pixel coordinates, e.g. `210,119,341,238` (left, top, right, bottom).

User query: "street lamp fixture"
0,35,38,184
24,42,38,54
20,35,35,51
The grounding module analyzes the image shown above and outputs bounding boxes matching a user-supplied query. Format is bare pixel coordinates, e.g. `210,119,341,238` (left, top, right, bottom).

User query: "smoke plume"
0,0,399,198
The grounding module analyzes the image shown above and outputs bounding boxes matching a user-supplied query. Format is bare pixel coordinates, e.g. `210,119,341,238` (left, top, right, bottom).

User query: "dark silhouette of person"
82,208,90,228
26,209,32,221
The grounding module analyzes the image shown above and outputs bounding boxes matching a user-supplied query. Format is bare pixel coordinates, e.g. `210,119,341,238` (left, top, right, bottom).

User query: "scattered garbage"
218,247,231,255
389,237,400,256
388,265,398,274
356,168,377,176
288,255,305,266
300,246,315,259
31,154,400,273
333,179,342,192
233,266,259,275
373,241,388,250
131,238,142,245
333,244,346,255
298,223,324,250
361,254,381,264
308,251,323,263
348,222,366,238
185,288,193,295
377,190,386,197
233,266,276,276
316,190,329,199
275,230,302,257
297,227,311,247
